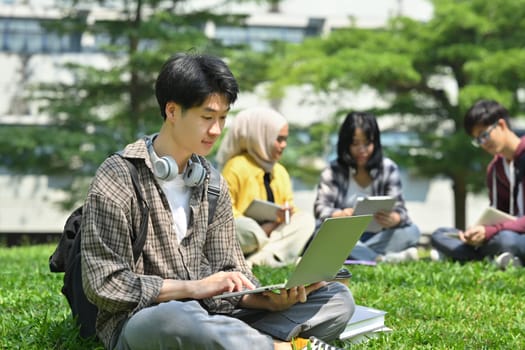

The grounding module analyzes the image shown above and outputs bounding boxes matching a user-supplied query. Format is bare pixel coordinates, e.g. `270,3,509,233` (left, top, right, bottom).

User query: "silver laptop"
213,215,372,299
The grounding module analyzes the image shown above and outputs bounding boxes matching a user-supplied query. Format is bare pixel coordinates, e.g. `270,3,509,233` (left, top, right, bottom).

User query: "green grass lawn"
1,244,523,349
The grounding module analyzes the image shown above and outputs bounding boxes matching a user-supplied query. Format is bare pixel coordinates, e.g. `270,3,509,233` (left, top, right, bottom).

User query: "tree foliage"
260,0,525,228
0,0,247,207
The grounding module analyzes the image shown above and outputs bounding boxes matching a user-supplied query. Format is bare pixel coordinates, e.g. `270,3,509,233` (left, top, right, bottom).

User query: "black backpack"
49,155,220,339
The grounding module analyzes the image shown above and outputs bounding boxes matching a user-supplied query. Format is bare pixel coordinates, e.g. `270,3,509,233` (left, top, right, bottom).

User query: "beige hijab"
216,107,287,172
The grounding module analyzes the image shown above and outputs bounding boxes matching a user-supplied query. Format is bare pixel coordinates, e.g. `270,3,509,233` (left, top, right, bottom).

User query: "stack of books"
339,304,392,343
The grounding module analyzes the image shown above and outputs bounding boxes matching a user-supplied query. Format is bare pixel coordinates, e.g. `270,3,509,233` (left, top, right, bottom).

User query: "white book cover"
444,207,517,239
347,326,393,344
339,305,388,340
353,196,396,232
475,207,516,226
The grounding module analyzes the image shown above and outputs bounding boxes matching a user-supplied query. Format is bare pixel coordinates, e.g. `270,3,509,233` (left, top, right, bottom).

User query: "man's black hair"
155,52,239,119
464,99,510,135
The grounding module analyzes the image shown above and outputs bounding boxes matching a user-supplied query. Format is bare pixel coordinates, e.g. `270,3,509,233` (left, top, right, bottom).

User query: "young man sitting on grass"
431,99,525,269
80,52,354,350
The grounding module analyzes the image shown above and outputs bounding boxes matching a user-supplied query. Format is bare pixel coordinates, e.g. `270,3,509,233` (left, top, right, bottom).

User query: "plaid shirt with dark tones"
80,139,256,349
313,157,412,229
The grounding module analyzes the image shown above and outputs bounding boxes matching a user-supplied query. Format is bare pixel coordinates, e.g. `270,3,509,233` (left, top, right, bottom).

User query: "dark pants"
431,227,525,263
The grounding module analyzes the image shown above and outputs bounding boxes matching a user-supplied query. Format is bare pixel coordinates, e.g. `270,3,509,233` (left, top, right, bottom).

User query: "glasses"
471,122,498,147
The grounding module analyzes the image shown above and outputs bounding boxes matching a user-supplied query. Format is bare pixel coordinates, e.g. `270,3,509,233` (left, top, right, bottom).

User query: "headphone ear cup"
147,137,179,181
183,161,207,187
153,157,178,181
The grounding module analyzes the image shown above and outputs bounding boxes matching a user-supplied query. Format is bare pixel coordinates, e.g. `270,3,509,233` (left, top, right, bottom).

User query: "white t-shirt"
503,160,523,216
158,174,191,242
344,177,372,208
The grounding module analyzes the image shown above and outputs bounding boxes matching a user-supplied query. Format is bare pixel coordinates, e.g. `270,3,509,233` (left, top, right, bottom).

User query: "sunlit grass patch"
1,244,523,349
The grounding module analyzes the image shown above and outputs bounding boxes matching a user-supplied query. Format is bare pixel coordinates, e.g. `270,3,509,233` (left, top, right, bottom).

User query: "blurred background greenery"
2,0,525,230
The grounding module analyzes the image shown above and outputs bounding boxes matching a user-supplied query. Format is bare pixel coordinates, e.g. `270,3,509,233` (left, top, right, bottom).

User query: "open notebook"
213,215,373,299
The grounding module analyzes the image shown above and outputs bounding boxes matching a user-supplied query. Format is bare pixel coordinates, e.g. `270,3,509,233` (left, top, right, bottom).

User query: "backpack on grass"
49,155,220,339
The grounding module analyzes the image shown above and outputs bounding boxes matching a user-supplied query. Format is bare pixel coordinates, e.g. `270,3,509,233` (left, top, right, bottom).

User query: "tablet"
243,199,281,223
353,196,396,232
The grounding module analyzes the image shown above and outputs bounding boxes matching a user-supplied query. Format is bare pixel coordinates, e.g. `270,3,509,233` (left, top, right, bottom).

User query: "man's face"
471,120,502,155
170,94,230,157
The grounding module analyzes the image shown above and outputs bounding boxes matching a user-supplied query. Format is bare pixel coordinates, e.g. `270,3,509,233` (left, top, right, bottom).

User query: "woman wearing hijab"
216,107,314,267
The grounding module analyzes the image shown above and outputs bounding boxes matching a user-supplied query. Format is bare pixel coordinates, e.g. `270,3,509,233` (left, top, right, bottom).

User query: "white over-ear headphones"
146,136,207,187
183,157,207,187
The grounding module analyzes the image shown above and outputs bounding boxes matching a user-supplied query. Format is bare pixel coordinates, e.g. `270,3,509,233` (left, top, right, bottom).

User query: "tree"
262,0,525,229
0,0,249,208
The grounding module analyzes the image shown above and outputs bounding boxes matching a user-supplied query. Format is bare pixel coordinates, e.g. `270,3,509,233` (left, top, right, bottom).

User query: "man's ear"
499,118,509,131
165,102,181,121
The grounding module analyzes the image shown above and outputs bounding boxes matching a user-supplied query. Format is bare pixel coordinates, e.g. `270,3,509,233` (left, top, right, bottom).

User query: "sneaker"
330,268,352,284
294,336,343,350
430,248,443,262
495,252,522,270
333,267,352,280
379,247,419,263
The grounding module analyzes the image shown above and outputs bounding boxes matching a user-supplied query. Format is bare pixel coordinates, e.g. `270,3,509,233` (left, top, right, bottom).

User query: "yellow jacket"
221,153,294,218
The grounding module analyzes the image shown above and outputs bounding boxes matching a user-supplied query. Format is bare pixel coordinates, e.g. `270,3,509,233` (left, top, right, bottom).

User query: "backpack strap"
118,153,217,252
207,166,220,225
115,153,149,264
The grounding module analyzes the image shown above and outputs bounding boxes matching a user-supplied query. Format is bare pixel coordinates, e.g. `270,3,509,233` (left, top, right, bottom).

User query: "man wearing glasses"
430,99,525,269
